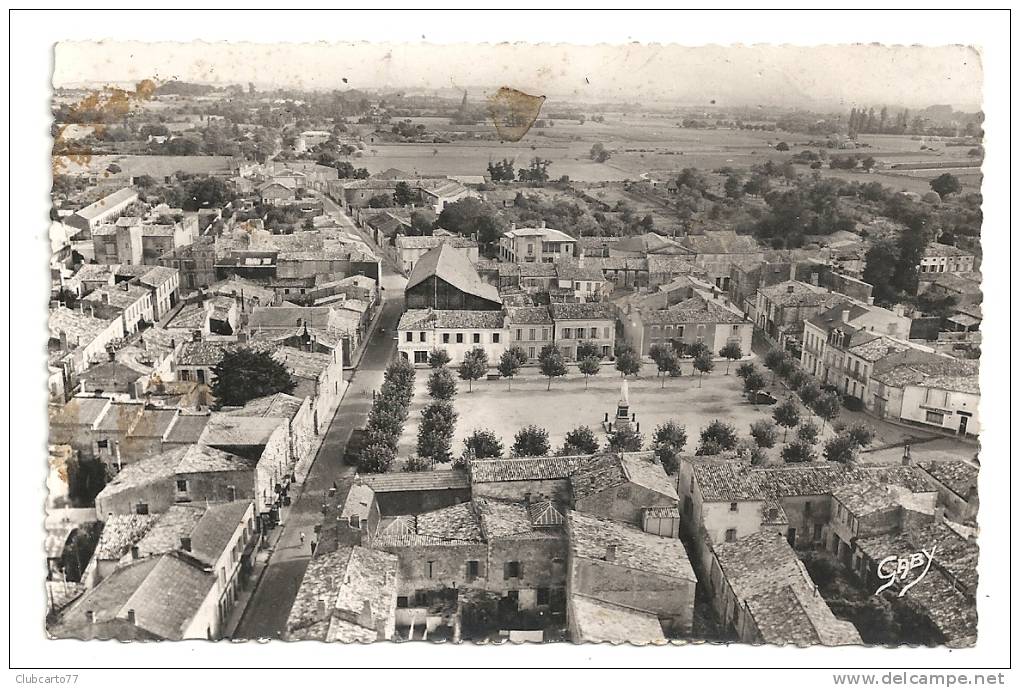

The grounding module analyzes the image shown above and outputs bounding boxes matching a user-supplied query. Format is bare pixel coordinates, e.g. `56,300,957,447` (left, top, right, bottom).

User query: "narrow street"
233,194,406,639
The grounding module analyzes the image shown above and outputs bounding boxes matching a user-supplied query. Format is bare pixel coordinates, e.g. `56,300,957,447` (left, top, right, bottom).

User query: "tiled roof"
641,295,745,325
678,231,760,255
395,234,476,250
135,505,206,559
692,461,765,502
176,341,229,366
397,308,505,331
569,594,666,645
406,244,501,304
846,335,915,362
528,500,566,527
199,414,286,447
642,506,681,520
94,514,158,559
646,254,700,273
759,280,832,307
127,408,179,439
923,243,972,258
548,302,615,321
475,498,561,540
272,346,334,380
469,455,598,483
831,483,916,518
164,413,211,444
871,351,979,394
225,392,305,420
49,396,111,429
713,531,862,646
358,471,469,493
49,558,161,640
620,453,680,501
83,283,152,310
917,461,978,500
555,264,607,282
504,306,553,325
187,501,251,565
73,187,138,221
340,484,375,522
922,272,982,293
121,553,216,640
374,502,484,547
568,510,696,582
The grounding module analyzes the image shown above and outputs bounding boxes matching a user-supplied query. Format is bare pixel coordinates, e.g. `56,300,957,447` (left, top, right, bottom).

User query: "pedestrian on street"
311,541,317,554
299,532,306,545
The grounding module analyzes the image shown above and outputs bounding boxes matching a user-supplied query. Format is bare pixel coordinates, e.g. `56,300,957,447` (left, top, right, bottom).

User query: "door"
958,415,969,436
786,528,796,547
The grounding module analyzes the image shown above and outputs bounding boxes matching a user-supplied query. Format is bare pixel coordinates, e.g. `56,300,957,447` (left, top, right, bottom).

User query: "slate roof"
406,244,501,304
917,461,978,500
548,302,615,321
568,510,696,581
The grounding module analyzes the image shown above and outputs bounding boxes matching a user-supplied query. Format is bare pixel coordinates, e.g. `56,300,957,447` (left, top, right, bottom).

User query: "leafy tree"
656,346,682,387
653,420,688,453
846,422,877,448
700,420,738,451
930,173,962,200
655,442,683,474
782,441,816,464
693,352,714,387
798,420,821,445
773,396,801,442
686,341,709,360
775,357,795,381
458,349,488,392
426,368,458,401
61,522,104,583
823,434,860,464
589,143,611,163
798,380,822,406
578,355,601,389
608,425,644,453
497,348,524,390
393,181,415,206
512,425,551,457
787,368,810,391
418,401,458,464
736,362,757,380
763,348,788,374
812,391,842,429
403,454,432,472
695,439,725,456
538,344,567,391
210,348,296,408
750,419,779,449
428,348,451,368
775,141,790,152
743,369,768,404
862,237,902,305
358,443,395,474
65,456,108,506
724,174,745,199
576,341,602,361
614,346,642,378
718,342,742,374
562,425,600,455
747,444,769,466
463,429,504,460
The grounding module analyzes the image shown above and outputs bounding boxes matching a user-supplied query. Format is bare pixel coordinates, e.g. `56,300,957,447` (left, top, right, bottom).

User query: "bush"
562,425,599,455
403,454,432,472
842,394,865,412
750,419,779,449
512,425,551,457
463,428,504,460
700,419,738,450
358,443,395,473
782,441,816,463
797,420,821,445
607,425,643,452
426,368,457,401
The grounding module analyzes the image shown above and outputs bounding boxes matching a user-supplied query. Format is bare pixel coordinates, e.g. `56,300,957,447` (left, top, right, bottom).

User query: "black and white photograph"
7,8,1014,683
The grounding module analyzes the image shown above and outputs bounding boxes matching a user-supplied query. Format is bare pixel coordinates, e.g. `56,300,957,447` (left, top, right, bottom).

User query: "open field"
397,367,783,461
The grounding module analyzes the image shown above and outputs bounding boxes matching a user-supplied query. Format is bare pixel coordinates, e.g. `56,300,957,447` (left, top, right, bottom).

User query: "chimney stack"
605,544,617,562
840,309,851,323
180,536,192,552
85,610,95,624
127,609,136,624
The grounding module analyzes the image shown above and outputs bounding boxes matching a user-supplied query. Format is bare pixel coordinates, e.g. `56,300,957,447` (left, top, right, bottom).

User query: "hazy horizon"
53,42,983,112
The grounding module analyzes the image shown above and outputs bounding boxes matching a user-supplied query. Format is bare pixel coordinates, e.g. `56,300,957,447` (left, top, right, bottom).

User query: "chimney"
85,610,95,624
540,220,546,229
101,292,110,305
58,329,69,351
316,598,328,620
127,609,136,624
901,444,912,466
510,223,516,232
130,545,139,560
180,536,192,552
840,309,851,323
605,544,617,562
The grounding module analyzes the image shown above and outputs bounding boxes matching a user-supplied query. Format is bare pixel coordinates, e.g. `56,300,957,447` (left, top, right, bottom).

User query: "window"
813,524,823,541
96,439,109,449
725,528,737,543
425,561,435,578
227,486,236,502
590,327,598,339
506,590,520,608
542,328,549,340
729,502,738,512
443,333,450,344
472,333,481,344
528,328,536,341
419,332,426,342
537,587,550,606
176,479,188,493
456,333,464,344
561,328,570,339
926,410,945,425
804,501,813,514
397,596,409,608
413,350,428,364
492,333,500,344
135,502,149,515
504,561,521,579
516,329,523,341
349,515,360,528
466,560,479,581
405,332,413,342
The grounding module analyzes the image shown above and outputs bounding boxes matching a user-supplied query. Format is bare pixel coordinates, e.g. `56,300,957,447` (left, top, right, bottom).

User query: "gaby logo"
875,546,937,597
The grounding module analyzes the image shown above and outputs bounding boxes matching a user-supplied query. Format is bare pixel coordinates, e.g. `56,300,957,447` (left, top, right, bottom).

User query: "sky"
53,41,983,111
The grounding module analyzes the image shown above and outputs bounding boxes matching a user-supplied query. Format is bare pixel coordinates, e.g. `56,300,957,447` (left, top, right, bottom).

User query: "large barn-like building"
403,243,502,311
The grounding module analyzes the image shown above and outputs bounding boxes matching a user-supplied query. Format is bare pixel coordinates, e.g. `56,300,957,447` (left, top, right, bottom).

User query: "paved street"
232,196,406,640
